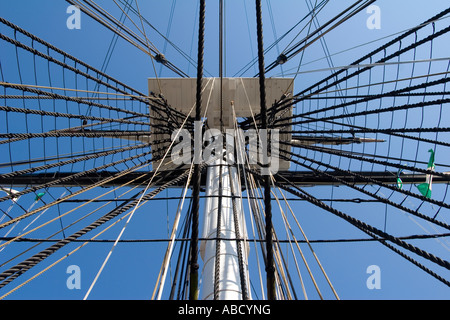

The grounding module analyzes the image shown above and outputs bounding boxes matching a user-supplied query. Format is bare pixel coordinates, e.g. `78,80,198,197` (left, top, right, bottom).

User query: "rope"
0,160,153,250
286,98,450,128
153,161,195,300
189,0,205,301
0,16,146,97
255,0,276,300
0,82,149,118
0,141,192,274
263,172,450,272
213,155,224,300
242,70,450,130
0,142,149,182
294,6,450,99
0,173,151,269
83,174,158,300
270,188,315,299
0,183,157,300
0,33,150,104
275,74,450,124
265,0,376,74
269,178,450,289
70,0,189,77
0,166,194,291
3,233,448,244
273,182,340,299
227,162,249,300
277,149,450,230
231,103,266,299
0,105,148,127
259,19,450,134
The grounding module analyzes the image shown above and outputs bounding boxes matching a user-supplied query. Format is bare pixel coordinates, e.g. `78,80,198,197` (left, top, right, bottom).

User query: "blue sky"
0,0,449,300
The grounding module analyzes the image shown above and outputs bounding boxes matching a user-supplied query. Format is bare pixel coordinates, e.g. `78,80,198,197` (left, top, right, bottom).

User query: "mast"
146,76,294,300
200,148,250,300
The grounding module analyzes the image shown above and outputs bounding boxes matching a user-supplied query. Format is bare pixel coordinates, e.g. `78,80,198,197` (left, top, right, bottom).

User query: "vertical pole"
255,0,276,300
219,0,224,126
200,151,249,300
190,0,205,301
219,0,224,80
215,0,225,301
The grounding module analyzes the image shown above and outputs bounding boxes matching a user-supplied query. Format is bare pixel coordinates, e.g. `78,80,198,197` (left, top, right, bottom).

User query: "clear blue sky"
0,0,449,300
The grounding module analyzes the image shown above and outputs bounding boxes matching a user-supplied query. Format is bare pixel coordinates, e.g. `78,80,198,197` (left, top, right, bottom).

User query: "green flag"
416,149,435,198
34,192,45,202
396,168,403,189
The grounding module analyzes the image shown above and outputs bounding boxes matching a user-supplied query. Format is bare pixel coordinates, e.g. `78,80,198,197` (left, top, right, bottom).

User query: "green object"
417,183,431,198
396,168,403,189
416,149,435,199
427,149,435,169
396,177,403,189
35,192,45,201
